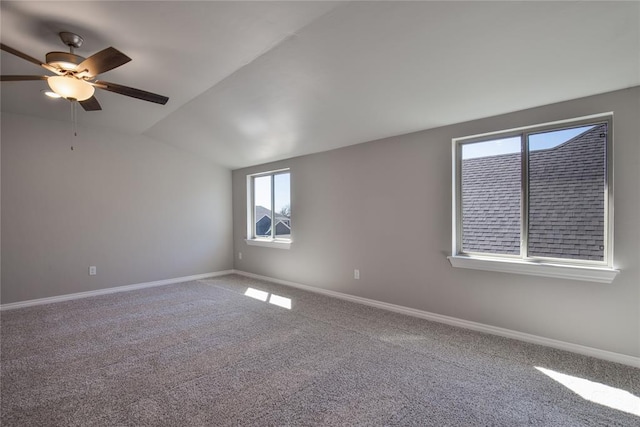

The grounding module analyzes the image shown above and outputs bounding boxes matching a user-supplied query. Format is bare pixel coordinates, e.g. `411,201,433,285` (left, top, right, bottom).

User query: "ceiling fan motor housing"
45,51,85,71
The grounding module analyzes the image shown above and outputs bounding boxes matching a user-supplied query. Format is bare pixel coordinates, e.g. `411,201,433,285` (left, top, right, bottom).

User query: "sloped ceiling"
1,1,639,169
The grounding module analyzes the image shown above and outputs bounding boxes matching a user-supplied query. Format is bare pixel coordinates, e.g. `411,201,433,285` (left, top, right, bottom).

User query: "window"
449,114,618,283
246,169,291,249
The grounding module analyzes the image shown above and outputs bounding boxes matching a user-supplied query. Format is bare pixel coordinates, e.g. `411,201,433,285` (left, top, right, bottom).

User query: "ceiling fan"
0,32,169,111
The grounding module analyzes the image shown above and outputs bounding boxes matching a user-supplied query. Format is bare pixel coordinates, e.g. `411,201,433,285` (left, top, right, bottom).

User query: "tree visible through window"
455,116,611,266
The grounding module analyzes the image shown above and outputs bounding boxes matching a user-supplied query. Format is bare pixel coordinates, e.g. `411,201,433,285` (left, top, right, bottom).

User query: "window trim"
246,168,292,249
245,238,291,250
447,255,618,283
450,113,618,282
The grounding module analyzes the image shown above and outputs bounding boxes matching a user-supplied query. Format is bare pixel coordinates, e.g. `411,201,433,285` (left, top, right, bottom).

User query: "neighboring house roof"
255,205,289,222
255,215,272,236
461,124,606,260
254,206,291,236
274,221,291,235
462,151,521,255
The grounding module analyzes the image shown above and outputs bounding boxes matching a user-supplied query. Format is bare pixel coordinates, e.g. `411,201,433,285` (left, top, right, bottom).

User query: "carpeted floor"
1,274,638,426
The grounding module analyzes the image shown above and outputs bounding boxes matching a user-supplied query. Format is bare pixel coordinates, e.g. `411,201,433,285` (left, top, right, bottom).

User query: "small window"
450,114,618,282
247,169,291,248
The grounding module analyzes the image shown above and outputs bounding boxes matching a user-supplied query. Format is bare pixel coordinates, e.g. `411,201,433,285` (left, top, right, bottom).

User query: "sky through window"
462,125,595,159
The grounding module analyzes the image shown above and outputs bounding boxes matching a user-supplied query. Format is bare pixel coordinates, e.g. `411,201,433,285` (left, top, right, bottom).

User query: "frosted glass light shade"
47,76,95,101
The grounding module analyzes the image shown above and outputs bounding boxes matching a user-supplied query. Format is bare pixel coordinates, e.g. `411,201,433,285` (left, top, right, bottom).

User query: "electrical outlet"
354,269,360,280
238,252,243,260
89,266,97,276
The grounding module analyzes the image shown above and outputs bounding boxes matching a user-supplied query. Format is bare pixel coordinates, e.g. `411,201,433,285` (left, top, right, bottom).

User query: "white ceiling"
2,1,638,169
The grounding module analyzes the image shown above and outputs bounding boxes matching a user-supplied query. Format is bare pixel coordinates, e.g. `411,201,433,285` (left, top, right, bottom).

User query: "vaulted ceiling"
2,1,638,169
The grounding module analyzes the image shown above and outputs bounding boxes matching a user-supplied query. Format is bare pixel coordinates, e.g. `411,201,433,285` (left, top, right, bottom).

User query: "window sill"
447,255,619,283
245,239,291,250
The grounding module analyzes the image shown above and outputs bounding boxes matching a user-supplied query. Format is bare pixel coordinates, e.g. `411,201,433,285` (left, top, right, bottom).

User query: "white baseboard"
0,270,235,311
232,270,640,368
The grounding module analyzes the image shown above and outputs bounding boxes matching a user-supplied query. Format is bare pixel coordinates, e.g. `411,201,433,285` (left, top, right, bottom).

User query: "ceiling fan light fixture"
45,51,84,71
47,75,95,101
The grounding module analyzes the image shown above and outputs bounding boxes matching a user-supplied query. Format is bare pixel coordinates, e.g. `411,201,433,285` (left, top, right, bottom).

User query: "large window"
246,169,291,248
450,114,617,282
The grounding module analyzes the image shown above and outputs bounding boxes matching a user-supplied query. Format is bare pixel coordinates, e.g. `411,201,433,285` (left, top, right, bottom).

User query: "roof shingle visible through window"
461,124,606,260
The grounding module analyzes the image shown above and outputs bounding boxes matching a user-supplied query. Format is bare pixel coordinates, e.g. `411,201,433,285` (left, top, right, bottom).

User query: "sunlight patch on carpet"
244,287,292,309
536,366,640,416
244,287,269,301
268,293,292,309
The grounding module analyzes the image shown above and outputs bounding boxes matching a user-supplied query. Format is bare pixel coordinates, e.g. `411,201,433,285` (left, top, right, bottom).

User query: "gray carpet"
1,274,638,426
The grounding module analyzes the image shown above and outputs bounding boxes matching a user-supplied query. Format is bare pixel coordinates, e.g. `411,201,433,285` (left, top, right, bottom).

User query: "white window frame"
246,168,291,250
448,113,618,283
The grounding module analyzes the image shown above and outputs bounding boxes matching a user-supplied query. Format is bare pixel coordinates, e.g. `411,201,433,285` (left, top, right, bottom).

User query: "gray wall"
232,87,640,358
2,112,233,304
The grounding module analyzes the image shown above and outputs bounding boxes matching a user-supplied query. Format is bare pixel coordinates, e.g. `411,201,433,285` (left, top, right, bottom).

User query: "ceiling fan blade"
93,80,169,105
1,75,48,81
1,43,60,75
1,43,43,66
79,96,102,111
77,47,131,77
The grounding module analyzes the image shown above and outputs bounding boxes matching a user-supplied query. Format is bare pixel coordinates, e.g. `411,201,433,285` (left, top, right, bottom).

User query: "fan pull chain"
70,101,77,150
